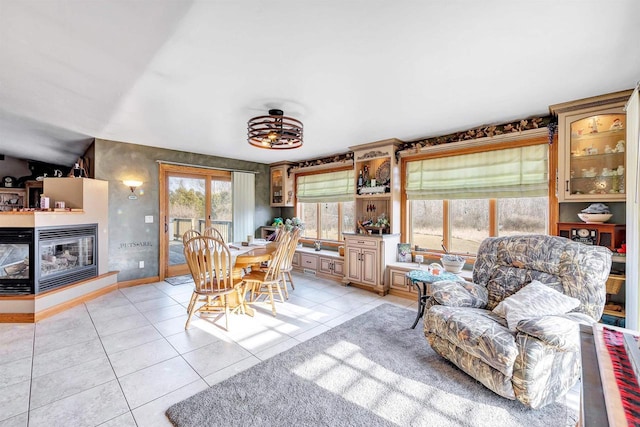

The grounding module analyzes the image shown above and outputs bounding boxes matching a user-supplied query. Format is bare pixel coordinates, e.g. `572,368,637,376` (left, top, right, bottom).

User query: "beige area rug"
166,303,577,427
164,275,194,286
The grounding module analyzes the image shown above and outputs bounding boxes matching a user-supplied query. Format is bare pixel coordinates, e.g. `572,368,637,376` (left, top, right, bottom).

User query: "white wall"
625,86,639,331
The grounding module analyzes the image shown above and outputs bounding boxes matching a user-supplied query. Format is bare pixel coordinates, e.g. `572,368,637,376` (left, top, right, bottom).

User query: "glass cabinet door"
271,168,284,205
563,111,626,201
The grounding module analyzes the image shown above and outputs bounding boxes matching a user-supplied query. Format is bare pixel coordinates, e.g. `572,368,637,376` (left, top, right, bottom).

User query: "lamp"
247,109,303,149
123,180,142,199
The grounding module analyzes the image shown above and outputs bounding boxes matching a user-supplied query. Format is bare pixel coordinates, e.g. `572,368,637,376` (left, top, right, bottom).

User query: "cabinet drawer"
300,254,318,270
345,237,378,248
390,269,409,288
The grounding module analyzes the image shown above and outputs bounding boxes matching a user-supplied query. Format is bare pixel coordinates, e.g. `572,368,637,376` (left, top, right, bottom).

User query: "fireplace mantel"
0,178,115,322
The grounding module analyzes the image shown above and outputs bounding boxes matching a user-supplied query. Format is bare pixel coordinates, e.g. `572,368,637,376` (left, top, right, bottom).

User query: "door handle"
565,180,569,192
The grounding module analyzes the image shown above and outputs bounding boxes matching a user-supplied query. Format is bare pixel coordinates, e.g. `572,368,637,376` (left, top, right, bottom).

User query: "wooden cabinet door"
332,259,344,277
389,268,411,292
361,247,378,286
292,252,301,268
346,247,362,282
319,257,333,275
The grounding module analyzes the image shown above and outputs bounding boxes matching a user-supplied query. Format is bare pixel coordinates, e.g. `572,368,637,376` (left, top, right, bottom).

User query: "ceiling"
1,0,639,167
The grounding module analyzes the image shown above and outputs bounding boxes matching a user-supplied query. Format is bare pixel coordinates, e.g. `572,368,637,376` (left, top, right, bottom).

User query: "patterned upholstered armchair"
424,235,612,408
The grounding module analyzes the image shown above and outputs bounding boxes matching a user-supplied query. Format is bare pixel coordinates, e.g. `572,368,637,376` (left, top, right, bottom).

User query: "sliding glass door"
160,164,232,278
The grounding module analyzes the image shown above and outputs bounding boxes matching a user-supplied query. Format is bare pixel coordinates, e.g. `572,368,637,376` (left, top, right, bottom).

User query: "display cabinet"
349,139,402,234
25,180,43,208
269,162,294,207
0,188,26,212
551,90,632,202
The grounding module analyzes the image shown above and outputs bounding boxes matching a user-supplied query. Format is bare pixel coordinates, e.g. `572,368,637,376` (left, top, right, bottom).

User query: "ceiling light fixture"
247,109,303,150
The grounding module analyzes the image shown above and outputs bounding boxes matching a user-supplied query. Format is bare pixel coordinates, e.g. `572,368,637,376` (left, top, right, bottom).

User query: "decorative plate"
376,160,390,183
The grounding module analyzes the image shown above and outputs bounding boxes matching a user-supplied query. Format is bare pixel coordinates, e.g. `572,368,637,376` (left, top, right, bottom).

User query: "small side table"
406,269,463,329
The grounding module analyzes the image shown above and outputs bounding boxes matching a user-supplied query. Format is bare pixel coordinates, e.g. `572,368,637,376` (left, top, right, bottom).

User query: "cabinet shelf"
570,128,625,141
571,175,621,180
570,152,625,161
356,193,391,199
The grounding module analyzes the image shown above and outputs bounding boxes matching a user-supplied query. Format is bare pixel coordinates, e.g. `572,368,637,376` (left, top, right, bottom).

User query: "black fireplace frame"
34,223,99,294
0,228,35,295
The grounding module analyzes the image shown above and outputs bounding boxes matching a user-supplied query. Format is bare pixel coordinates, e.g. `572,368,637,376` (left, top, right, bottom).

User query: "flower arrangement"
272,217,304,231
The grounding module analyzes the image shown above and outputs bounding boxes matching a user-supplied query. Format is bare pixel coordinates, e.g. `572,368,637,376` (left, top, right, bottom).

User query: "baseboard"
0,272,119,323
0,313,35,323
118,276,161,289
33,282,119,322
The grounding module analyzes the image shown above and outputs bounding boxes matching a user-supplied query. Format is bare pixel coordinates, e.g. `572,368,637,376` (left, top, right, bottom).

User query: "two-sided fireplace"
0,224,98,295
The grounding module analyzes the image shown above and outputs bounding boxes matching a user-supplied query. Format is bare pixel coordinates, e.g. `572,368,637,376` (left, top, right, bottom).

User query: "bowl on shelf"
441,255,465,273
577,213,613,224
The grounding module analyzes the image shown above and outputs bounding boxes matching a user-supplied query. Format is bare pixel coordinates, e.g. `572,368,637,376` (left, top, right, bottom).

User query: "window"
299,201,355,240
296,168,355,241
498,197,548,237
406,142,549,255
450,199,489,253
409,199,443,250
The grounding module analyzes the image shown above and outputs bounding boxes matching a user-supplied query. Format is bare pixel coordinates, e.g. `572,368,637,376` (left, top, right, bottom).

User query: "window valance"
406,144,548,200
296,169,354,203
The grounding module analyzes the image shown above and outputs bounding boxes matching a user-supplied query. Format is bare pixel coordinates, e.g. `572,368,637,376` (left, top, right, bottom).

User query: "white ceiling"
1,0,639,167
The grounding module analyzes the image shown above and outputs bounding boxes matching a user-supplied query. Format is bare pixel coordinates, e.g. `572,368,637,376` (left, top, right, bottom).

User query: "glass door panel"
567,113,626,198
209,178,233,242
166,175,206,276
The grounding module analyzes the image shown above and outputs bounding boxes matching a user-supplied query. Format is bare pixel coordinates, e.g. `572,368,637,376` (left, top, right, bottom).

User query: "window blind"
296,169,354,203
232,171,255,241
406,144,548,200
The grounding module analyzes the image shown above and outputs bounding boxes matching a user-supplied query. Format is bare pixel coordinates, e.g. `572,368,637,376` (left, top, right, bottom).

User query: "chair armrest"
431,280,488,308
516,313,595,352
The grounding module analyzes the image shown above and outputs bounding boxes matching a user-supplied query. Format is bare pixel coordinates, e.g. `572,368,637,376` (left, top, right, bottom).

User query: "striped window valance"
406,144,548,200
297,169,355,203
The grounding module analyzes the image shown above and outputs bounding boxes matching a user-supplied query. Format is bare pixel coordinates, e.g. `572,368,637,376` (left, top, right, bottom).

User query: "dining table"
228,241,278,316
231,242,278,269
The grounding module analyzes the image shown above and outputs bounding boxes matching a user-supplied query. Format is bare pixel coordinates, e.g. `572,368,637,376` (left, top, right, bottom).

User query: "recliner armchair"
424,235,612,408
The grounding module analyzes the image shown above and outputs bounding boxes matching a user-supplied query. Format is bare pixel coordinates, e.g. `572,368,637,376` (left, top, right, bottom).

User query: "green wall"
93,139,279,282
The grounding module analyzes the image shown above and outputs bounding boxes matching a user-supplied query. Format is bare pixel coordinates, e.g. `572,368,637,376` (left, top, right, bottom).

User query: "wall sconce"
123,180,143,199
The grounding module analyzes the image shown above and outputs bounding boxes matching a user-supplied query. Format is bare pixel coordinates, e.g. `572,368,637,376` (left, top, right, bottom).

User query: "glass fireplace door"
0,228,34,294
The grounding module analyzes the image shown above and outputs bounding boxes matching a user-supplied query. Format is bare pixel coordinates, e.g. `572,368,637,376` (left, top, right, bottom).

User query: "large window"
296,168,354,241
450,199,490,253
407,142,549,255
299,201,355,240
411,197,548,254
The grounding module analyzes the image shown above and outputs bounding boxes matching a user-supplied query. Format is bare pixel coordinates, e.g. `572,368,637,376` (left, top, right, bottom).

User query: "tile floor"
0,272,417,427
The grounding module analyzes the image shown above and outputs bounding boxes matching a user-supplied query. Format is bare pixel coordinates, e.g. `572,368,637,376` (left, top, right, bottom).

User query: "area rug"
166,303,577,427
164,274,194,286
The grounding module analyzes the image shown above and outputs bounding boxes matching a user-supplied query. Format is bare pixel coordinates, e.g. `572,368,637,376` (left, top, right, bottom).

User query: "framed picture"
397,243,412,262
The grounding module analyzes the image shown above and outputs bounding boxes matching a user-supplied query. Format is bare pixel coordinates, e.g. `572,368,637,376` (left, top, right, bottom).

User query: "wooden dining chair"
278,227,302,299
182,229,201,245
242,232,292,316
203,226,225,242
183,235,245,330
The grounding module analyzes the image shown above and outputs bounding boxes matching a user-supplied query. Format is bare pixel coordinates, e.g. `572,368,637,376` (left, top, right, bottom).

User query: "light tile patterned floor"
0,272,417,427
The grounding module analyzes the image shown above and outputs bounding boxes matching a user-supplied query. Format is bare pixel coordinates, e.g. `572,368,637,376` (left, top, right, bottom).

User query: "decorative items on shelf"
271,217,304,231
441,254,466,273
578,203,612,224
2,176,17,187
358,213,389,235
397,243,412,262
